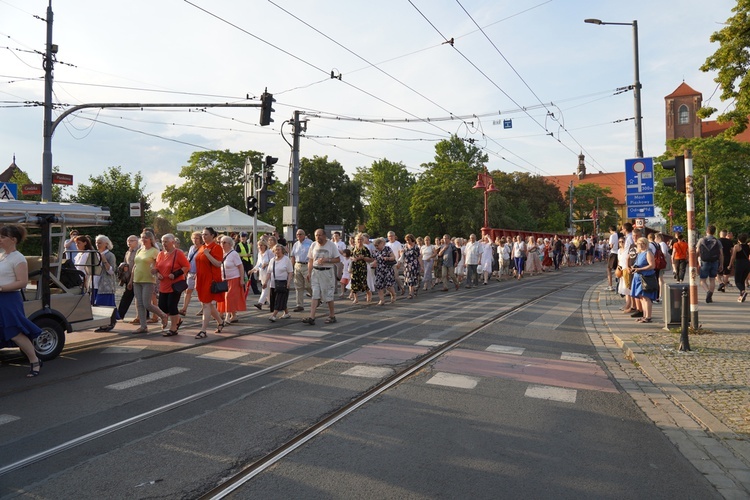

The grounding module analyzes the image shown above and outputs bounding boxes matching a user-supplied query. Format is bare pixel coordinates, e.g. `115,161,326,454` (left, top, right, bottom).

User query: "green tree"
353,159,415,236
409,135,488,236
71,167,149,260
564,183,617,235
655,136,750,234
298,155,363,234
699,0,750,135
489,172,567,232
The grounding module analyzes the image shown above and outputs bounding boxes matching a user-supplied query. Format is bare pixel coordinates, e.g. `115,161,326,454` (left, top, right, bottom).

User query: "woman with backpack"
727,233,750,302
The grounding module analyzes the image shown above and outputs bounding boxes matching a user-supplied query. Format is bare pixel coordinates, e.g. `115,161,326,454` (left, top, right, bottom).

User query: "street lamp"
584,18,643,159
473,166,499,236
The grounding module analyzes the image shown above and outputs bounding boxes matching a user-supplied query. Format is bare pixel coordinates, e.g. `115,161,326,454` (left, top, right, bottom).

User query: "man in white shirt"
463,234,482,287
303,229,341,325
290,229,313,312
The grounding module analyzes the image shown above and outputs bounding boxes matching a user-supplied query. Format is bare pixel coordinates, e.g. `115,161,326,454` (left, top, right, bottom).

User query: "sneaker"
281,313,291,319
254,303,262,310
706,291,713,303
269,315,277,322
718,283,725,292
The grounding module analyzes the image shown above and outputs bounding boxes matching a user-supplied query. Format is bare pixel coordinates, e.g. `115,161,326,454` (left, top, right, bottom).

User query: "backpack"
699,237,721,262
652,243,667,270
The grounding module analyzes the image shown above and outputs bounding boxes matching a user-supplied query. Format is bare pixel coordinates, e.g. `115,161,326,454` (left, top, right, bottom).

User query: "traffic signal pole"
684,148,699,332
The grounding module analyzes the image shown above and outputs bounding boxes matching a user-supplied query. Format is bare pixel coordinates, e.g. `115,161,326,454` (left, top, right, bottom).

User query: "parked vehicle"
0,200,113,360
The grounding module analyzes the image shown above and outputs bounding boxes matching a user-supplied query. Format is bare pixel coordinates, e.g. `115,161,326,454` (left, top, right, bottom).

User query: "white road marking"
102,346,146,354
426,372,479,389
526,303,580,330
342,365,394,378
0,415,20,426
416,339,447,347
525,384,577,403
486,344,525,355
292,330,329,338
105,367,190,390
561,352,596,363
197,350,246,361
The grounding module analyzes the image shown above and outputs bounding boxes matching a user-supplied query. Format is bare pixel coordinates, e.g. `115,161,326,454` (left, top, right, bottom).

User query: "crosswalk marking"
342,365,393,378
525,384,577,403
102,346,146,354
486,344,525,355
426,372,479,389
561,352,596,363
197,350,246,361
415,339,446,347
0,415,20,426
292,330,329,338
105,367,189,390
526,303,580,330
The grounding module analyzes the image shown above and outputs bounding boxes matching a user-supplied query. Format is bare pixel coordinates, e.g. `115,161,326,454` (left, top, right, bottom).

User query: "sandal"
215,322,225,333
27,360,43,378
636,317,652,323
162,330,179,337
740,291,747,302
176,318,183,331
161,315,169,330
301,317,316,325
325,316,337,324
134,327,148,334
195,331,207,339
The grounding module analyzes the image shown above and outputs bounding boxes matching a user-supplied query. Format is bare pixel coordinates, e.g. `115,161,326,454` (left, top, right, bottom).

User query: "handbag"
210,253,229,294
272,260,287,291
169,251,188,293
640,273,658,292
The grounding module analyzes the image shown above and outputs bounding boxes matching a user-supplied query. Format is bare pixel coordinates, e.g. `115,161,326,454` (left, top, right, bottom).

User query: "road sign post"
626,158,654,220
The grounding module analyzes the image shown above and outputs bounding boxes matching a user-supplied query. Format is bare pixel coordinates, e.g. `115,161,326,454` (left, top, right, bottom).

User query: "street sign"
503,119,512,129
635,218,645,228
625,157,654,219
0,182,18,200
673,225,684,233
628,205,655,218
52,173,73,185
129,202,141,217
21,184,42,195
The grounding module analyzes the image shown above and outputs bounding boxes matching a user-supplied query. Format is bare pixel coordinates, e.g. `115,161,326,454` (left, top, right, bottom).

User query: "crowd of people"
6,218,750,379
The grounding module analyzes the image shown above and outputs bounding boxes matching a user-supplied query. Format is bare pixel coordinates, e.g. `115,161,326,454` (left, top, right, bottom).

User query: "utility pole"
42,0,54,201
288,111,304,238
569,181,574,235
704,174,709,230
685,149,699,330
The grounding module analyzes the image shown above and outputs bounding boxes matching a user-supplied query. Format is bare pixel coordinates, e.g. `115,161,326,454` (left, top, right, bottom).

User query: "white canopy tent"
176,205,276,234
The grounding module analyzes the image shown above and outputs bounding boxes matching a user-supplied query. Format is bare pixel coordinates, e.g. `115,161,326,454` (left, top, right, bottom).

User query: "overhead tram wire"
266,0,467,124
182,0,456,139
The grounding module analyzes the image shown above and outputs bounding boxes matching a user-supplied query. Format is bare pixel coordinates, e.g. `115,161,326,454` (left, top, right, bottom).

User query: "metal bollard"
679,288,691,351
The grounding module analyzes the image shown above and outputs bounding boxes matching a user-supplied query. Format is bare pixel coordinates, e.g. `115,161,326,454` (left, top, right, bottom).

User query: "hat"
240,232,248,237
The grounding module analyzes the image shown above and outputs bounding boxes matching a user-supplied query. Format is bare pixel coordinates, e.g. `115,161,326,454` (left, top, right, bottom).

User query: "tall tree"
71,167,149,260
409,135,488,236
655,136,750,234
298,155,363,234
489,171,567,232
353,159,415,237
564,183,617,235
699,0,750,135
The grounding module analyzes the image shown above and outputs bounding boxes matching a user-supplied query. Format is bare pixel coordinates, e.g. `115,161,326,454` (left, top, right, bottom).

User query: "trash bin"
664,283,689,327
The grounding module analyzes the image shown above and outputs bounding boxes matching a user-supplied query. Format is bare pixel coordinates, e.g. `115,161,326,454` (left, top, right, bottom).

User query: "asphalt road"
0,266,720,499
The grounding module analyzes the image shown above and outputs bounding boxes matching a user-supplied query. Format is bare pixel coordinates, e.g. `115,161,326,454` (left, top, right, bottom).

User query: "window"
678,105,690,125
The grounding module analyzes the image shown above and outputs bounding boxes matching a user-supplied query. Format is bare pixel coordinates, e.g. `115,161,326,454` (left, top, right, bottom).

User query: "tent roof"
176,205,275,233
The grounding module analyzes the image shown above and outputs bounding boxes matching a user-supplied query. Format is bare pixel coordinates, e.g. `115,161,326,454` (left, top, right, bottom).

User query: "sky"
0,0,737,213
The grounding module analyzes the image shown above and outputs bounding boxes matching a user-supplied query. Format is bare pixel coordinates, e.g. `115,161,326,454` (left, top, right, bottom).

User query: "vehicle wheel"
32,317,66,361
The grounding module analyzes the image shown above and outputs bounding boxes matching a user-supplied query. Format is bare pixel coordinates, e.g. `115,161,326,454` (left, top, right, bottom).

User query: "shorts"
311,268,336,303
187,272,197,291
608,253,618,270
699,260,719,279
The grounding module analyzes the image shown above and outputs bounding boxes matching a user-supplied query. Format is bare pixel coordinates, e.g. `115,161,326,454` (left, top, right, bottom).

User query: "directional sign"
627,205,655,218
0,182,18,200
503,119,513,129
673,225,684,233
626,158,654,218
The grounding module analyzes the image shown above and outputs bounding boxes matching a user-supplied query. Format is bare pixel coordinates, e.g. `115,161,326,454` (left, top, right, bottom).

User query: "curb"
582,283,750,497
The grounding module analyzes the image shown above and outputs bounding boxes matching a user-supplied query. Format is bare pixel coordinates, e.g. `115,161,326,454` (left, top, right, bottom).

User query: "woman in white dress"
525,236,543,276
250,240,273,310
480,235,494,285
421,235,435,290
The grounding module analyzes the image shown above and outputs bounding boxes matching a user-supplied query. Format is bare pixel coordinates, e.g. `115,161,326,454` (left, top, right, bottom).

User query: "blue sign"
625,158,654,217
0,182,17,200
503,119,512,129
673,225,684,233
627,205,655,218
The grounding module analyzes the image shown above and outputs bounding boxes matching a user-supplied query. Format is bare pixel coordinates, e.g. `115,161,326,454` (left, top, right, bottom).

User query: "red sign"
52,173,73,185
21,184,42,195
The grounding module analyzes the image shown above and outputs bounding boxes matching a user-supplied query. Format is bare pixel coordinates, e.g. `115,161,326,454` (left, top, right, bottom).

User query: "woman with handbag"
630,237,657,323
155,234,190,336
194,227,225,339
92,235,121,332
268,243,294,322
217,235,246,325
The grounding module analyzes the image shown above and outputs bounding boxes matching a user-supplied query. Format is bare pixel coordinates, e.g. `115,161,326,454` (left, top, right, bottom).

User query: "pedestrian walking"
302,229,341,325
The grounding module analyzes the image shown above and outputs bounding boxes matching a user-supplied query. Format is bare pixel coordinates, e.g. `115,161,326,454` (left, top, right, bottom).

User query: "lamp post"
584,18,643,159
473,166,499,237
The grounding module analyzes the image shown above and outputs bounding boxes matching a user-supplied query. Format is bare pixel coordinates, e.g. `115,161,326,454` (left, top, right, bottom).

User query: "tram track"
0,271,596,490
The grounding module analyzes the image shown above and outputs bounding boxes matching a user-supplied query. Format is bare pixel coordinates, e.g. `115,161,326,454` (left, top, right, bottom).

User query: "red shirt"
673,240,688,260
156,249,190,293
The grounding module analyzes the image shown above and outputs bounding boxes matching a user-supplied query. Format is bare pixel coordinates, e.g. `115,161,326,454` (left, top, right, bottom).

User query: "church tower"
665,82,702,141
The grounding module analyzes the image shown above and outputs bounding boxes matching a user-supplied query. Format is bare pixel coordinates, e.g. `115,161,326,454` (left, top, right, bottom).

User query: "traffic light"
259,90,275,126
661,155,685,193
259,155,277,213
246,195,258,216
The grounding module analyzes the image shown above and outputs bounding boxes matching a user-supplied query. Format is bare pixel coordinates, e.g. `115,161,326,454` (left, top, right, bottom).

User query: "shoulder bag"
170,251,188,293
273,260,288,291
640,272,658,292
210,252,229,294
